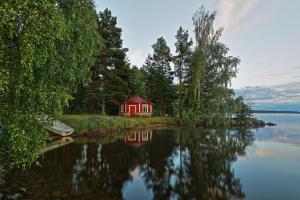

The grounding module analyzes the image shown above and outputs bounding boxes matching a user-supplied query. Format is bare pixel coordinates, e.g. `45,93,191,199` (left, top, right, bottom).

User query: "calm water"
2,114,300,200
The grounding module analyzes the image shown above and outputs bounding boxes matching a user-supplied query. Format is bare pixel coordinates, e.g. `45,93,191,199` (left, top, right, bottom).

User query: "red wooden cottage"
120,96,153,117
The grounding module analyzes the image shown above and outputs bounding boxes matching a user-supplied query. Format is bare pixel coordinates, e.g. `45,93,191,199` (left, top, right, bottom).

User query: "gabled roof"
125,96,152,104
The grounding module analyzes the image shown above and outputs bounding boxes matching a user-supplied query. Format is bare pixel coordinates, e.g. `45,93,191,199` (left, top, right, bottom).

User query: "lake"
2,114,300,200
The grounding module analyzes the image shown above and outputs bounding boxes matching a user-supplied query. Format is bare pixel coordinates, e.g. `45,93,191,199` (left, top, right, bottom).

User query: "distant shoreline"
252,110,300,114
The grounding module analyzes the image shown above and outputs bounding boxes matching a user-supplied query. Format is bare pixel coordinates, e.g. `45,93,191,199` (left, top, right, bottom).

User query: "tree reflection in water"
3,128,253,200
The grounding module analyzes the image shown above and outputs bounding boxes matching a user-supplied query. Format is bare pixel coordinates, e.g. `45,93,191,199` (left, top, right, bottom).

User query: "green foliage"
142,37,176,116
0,0,101,167
90,9,131,115
128,66,147,97
183,6,243,127
5,121,47,168
233,97,253,127
174,27,193,117
59,115,175,133
182,107,202,127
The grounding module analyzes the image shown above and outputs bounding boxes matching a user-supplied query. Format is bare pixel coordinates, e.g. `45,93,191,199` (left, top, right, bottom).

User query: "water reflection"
124,130,153,147
4,128,254,200
253,114,300,146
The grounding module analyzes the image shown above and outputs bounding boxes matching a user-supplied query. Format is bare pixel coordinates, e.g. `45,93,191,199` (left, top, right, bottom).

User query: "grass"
59,115,177,134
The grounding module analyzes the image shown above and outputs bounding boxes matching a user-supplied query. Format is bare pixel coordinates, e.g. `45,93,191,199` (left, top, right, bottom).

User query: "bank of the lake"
58,114,273,137
59,115,178,135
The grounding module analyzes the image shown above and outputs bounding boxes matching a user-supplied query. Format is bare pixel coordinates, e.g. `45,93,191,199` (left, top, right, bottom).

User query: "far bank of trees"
65,5,250,127
0,2,251,168
142,6,249,127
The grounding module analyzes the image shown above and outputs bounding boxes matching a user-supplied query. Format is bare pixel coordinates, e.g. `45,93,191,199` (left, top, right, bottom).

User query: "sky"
94,0,300,111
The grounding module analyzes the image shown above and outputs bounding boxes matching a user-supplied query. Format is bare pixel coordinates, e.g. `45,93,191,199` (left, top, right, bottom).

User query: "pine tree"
94,9,131,115
174,27,193,117
143,37,175,116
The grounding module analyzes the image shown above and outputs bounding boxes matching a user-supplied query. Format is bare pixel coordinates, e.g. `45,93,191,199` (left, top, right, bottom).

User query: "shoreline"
54,114,275,139
56,115,179,138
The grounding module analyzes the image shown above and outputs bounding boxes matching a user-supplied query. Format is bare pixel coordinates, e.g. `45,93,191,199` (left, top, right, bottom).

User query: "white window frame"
142,104,148,113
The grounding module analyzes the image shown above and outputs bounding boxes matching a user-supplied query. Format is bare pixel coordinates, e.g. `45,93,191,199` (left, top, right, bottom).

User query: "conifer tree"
143,37,175,116
174,27,193,117
94,9,131,115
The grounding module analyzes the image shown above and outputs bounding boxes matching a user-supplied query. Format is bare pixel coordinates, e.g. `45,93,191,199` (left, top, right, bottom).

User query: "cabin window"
121,104,124,112
142,105,148,113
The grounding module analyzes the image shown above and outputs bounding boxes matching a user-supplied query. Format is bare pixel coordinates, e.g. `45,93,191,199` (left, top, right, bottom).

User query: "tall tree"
58,0,102,114
94,9,131,115
174,27,193,117
183,6,240,127
143,37,175,116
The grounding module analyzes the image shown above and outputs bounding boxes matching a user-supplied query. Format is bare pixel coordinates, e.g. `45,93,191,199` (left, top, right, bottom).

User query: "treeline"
116,6,250,127
75,6,250,127
66,8,178,116
0,1,251,167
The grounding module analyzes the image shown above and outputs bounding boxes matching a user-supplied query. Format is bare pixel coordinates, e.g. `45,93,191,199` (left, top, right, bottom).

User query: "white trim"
142,104,148,113
129,105,136,115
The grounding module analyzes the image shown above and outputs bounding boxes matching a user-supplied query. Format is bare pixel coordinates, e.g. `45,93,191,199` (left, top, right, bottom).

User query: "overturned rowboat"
38,116,74,137
43,120,74,137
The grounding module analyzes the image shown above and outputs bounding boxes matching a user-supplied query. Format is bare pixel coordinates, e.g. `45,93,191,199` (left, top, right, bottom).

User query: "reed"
59,115,177,134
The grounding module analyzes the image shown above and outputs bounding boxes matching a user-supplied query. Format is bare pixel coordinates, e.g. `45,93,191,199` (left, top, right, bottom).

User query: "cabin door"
129,105,136,117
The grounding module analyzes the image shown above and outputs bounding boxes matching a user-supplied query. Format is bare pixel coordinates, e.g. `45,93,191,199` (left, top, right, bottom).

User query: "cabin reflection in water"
124,130,152,147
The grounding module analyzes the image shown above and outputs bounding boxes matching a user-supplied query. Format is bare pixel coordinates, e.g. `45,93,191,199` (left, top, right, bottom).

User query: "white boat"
37,116,74,137
43,120,74,137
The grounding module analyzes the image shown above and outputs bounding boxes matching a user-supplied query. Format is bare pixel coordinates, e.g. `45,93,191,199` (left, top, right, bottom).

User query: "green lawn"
59,115,177,134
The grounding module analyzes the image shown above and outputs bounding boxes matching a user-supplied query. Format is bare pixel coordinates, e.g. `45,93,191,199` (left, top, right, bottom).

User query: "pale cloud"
215,0,276,36
217,0,259,29
234,65,300,88
128,49,147,67
235,82,300,111
257,66,300,78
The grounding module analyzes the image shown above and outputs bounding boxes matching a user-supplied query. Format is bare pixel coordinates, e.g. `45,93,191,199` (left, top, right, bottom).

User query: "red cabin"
120,96,153,117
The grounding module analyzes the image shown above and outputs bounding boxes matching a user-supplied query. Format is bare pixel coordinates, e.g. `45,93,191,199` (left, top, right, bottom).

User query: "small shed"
120,96,153,117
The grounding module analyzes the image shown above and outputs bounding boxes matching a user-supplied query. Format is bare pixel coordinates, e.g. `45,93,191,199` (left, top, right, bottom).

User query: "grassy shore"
59,115,177,135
